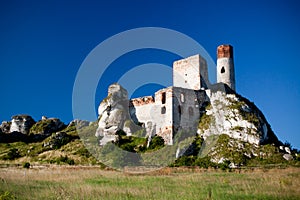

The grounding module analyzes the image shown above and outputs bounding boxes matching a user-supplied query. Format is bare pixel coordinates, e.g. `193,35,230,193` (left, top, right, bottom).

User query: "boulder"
9,115,36,134
283,154,293,161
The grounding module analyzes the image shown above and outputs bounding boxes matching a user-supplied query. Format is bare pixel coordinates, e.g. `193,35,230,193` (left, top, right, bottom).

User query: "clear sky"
0,0,299,148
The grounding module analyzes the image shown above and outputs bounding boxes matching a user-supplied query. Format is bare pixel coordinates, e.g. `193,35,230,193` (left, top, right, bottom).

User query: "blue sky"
0,0,299,148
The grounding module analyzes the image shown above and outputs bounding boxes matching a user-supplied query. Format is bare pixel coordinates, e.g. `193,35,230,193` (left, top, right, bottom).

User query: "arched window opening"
180,93,185,103
178,105,182,115
162,92,166,104
221,66,225,73
161,106,166,114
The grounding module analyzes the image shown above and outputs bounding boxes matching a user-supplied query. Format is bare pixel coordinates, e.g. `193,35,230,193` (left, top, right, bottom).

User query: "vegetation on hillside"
0,116,299,170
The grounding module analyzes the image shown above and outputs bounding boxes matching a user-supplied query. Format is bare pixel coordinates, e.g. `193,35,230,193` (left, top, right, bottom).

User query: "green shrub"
148,135,164,150
172,156,196,167
3,148,20,160
218,160,231,171
49,156,75,165
195,156,216,169
23,162,30,169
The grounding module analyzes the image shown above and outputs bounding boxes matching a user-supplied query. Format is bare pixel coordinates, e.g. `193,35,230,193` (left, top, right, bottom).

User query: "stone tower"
173,54,209,90
217,44,235,91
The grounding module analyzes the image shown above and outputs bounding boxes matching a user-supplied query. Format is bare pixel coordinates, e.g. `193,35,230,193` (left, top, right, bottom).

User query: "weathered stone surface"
217,45,235,91
217,44,233,58
0,121,11,133
95,83,133,145
285,147,291,154
68,119,89,129
283,154,293,161
198,90,278,145
173,54,209,90
41,116,47,120
96,50,280,148
9,115,36,134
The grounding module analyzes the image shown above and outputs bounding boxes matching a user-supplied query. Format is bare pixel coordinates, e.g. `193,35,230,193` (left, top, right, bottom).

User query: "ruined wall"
129,88,174,144
173,54,209,90
172,87,209,137
154,87,174,145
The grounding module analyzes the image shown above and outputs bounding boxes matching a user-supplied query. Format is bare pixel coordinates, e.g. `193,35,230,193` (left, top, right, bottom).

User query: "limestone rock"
284,147,291,154
68,119,89,129
9,115,36,134
30,118,65,135
283,154,293,161
0,121,11,133
41,116,47,120
95,83,132,145
198,91,278,145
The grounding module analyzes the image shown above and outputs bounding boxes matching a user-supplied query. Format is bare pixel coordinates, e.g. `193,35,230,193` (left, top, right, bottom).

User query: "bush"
218,160,231,171
172,156,196,167
195,156,216,169
23,162,30,169
49,156,75,165
148,135,164,150
3,148,20,160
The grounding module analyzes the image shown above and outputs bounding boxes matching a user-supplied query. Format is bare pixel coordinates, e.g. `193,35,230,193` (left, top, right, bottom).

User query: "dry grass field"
0,166,299,200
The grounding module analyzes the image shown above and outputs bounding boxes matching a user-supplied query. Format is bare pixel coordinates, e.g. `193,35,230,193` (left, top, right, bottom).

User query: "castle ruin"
127,45,235,145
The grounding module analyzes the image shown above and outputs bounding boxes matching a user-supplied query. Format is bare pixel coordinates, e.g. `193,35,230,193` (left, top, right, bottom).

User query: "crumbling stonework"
96,45,275,146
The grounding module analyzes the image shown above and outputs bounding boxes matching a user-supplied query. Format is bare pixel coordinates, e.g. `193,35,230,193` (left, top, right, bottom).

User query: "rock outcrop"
30,117,66,135
68,119,90,129
198,91,279,145
43,132,72,149
9,115,36,134
95,83,135,145
0,121,11,134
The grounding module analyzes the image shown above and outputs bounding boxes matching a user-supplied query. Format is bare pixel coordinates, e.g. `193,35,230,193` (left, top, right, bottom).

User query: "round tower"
216,44,235,91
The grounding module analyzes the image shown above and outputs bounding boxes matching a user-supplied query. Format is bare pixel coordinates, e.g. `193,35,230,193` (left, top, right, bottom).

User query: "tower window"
162,92,166,104
180,93,185,103
178,105,182,115
221,66,225,73
161,106,166,114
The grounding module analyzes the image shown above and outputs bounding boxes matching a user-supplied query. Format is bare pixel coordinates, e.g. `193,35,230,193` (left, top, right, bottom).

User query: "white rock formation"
198,91,272,145
283,154,293,161
285,147,291,154
95,83,134,145
9,115,35,134
0,121,11,133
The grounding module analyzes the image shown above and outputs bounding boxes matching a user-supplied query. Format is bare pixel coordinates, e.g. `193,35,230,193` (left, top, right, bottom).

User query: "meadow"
0,166,299,200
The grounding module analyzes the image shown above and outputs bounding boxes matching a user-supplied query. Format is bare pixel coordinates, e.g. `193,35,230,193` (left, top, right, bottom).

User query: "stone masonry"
97,45,236,145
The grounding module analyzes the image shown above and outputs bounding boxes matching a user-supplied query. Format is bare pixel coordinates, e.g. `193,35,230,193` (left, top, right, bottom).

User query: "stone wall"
173,54,209,90
172,87,209,137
